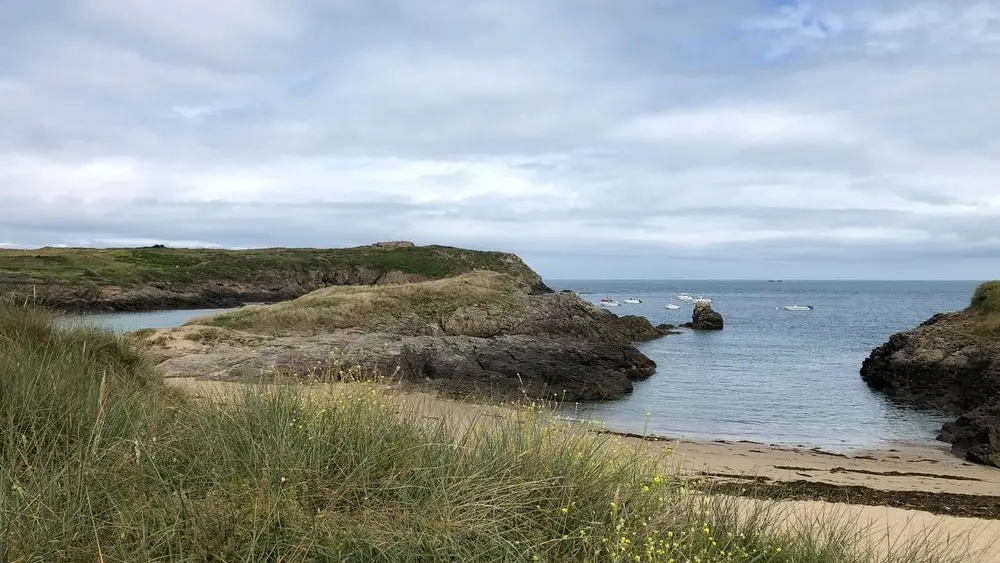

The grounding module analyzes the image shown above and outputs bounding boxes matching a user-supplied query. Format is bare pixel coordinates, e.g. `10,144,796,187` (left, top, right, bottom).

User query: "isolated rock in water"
683,301,724,330
860,280,1000,467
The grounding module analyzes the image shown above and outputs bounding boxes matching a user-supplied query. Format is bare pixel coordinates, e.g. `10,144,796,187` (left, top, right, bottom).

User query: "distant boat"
599,297,620,307
677,293,695,302
782,304,813,311
623,298,642,304
664,303,681,310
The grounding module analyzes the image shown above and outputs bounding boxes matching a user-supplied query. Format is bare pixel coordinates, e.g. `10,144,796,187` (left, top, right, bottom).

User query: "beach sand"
166,377,1000,561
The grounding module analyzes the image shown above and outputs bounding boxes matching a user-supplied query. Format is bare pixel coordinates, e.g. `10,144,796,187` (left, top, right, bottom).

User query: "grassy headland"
0,242,549,312
0,301,971,562
195,270,537,335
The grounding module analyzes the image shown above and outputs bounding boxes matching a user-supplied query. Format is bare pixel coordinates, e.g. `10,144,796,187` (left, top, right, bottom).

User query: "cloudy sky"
2,0,999,279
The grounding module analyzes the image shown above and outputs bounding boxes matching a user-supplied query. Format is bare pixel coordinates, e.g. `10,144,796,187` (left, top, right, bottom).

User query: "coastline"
165,377,1000,561
166,377,1000,516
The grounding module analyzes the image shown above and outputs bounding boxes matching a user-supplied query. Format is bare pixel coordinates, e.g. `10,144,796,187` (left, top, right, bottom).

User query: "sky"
1,0,999,280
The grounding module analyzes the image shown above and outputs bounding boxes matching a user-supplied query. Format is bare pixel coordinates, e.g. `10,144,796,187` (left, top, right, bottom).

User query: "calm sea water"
75,280,980,451
69,308,239,332
547,280,982,451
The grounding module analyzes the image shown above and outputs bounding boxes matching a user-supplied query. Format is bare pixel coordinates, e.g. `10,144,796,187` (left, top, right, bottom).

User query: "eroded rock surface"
860,283,1000,467
146,272,673,402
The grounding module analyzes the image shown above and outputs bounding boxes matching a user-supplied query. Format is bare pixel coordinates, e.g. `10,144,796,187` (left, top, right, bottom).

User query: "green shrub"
970,281,1000,315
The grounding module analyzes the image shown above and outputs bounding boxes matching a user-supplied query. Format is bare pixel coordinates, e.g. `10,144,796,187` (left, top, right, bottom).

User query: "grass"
196,270,532,335
0,302,980,562
968,281,1000,336
0,243,546,296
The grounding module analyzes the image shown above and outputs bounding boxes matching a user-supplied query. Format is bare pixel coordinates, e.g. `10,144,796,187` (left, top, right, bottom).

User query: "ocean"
547,279,981,452
74,280,982,452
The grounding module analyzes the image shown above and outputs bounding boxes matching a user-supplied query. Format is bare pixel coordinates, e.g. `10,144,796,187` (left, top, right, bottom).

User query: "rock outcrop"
146,271,674,402
860,281,1000,467
682,301,724,330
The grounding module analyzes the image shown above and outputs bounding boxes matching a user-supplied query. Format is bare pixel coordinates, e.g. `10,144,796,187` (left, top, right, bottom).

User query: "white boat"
623,298,642,304
782,304,813,311
599,298,620,307
664,303,680,310
677,293,695,302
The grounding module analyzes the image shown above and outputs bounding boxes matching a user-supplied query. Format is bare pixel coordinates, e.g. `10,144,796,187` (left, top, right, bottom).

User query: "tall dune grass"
0,302,980,561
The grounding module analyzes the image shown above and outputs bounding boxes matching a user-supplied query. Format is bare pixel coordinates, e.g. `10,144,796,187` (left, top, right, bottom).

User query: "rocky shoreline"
142,271,680,402
860,282,1000,467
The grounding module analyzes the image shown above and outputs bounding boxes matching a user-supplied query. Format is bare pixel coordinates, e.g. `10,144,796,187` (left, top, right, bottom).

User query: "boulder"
683,301,724,330
938,401,1000,467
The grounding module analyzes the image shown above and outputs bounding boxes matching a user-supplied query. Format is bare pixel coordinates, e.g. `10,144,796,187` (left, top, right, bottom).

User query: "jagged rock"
938,401,1000,467
682,301,724,330
860,281,1000,467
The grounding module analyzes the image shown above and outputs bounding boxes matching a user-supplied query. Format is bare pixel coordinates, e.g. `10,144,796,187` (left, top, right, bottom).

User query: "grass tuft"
970,281,1000,315
0,303,983,562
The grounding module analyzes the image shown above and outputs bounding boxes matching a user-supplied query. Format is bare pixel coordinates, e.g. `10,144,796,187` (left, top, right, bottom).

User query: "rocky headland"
0,242,550,312
141,270,674,402
860,281,1000,467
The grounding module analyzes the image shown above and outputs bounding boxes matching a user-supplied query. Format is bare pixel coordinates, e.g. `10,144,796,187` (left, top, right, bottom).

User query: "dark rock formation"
860,313,1000,409
682,301,724,330
860,283,1000,467
148,271,674,402
938,402,1000,466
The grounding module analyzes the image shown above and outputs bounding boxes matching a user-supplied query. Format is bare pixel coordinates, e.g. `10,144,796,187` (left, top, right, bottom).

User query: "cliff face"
145,272,673,402
860,282,1000,467
0,243,551,312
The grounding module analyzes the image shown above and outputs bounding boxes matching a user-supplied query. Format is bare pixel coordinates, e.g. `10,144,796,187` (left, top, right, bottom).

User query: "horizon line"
542,278,987,283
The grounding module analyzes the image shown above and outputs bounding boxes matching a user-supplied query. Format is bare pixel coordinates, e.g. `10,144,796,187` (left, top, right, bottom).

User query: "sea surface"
547,279,982,452
69,307,239,332
73,280,982,452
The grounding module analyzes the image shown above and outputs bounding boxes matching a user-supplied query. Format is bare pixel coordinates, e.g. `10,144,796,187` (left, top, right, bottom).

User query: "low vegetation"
0,243,545,304
195,270,531,335
0,302,975,561
969,281,1000,336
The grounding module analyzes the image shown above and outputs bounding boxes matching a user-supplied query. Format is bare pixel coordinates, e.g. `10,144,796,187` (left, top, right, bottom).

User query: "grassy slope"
0,302,970,562
970,281,1000,336
196,270,530,334
0,244,542,287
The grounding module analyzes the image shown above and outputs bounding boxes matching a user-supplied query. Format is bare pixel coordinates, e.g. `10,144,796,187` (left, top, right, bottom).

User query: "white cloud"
0,0,998,278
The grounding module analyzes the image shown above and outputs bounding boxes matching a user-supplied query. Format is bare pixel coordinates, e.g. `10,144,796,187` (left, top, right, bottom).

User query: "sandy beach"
167,377,1000,561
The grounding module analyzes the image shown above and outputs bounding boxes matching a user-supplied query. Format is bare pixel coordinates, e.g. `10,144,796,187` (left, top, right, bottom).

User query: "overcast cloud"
1,0,999,279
